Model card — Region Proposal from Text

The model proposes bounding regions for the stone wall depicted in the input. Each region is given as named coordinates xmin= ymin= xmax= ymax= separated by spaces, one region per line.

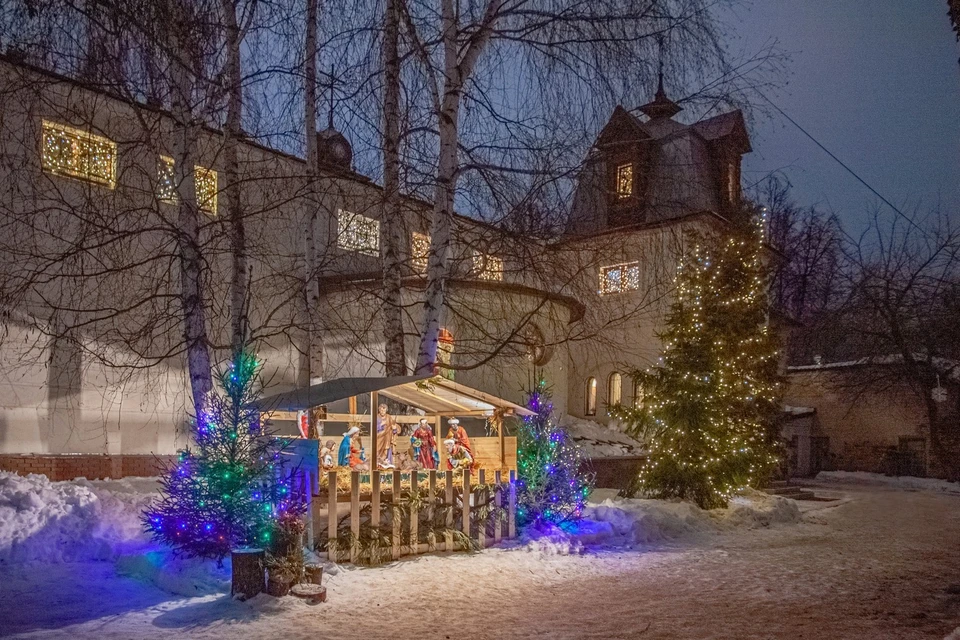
xmin=0 ymin=454 xmax=175 ymax=481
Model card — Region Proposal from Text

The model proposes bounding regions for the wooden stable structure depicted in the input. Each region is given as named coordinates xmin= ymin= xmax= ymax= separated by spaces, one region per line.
xmin=258 ymin=375 xmax=532 ymax=561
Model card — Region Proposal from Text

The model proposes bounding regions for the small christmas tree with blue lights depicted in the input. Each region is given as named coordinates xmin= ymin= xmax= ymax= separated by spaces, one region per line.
xmin=144 ymin=351 xmax=297 ymax=562
xmin=516 ymin=376 xmax=593 ymax=529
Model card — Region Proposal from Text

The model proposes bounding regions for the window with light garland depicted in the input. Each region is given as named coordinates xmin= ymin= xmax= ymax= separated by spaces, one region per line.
xmin=473 ymin=251 xmax=503 ymax=281
xmin=599 ymin=261 xmax=640 ymax=295
xmin=157 ymin=156 xmax=218 ymax=215
xmin=337 ymin=209 xmax=380 ymax=256
xmin=411 ymin=231 xmax=430 ymax=272
xmin=41 ymin=121 xmax=117 ymax=188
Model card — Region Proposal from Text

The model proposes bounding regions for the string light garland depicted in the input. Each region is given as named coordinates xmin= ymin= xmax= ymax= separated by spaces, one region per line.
xmin=613 ymin=211 xmax=781 ymax=509
xmin=41 ymin=121 xmax=117 ymax=188
xmin=337 ymin=209 xmax=380 ymax=256
xmin=143 ymin=351 xmax=302 ymax=562
xmin=599 ymin=261 xmax=640 ymax=295
xmin=157 ymin=156 xmax=219 ymax=215
xmin=473 ymin=251 xmax=504 ymax=281
xmin=516 ymin=376 xmax=594 ymax=528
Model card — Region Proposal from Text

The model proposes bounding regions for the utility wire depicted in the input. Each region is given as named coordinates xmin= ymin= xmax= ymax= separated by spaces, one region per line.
xmin=758 ymin=92 xmax=922 ymax=231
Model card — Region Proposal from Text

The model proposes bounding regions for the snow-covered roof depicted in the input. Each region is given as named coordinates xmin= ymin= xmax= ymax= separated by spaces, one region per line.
xmin=788 ymin=354 xmax=960 ymax=382
xmin=559 ymin=415 xmax=645 ymax=458
xmin=782 ymin=405 xmax=816 ymax=418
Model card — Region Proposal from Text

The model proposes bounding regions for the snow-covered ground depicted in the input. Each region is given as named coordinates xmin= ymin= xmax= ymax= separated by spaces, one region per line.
xmin=1 ymin=472 xmax=959 ymax=639
xmin=813 ymin=470 xmax=960 ymax=495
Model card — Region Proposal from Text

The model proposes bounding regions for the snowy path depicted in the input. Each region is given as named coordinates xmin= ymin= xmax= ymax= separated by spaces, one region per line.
xmin=2 ymin=482 xmax=959 ymax=639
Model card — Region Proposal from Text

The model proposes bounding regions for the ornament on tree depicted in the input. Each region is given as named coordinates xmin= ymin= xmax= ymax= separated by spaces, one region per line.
xmin=516 ymin=377 xmax=593 ymax=529
xmin=615 ymin=212 xmax=781 ymax=509
xmin=143 ymin=351 xmax=301 ymax=562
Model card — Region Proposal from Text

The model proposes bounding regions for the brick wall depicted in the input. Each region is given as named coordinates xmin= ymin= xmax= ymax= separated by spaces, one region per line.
xmin=0 ymin=454 xmax=176 ymax=481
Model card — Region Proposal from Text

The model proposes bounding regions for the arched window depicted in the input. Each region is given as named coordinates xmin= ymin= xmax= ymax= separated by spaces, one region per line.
xmin=585 ymin=377 xmax=597 ymax=416
xmin=633 ymin=380 xmax=645 ymax=408
xmin=607 ymin=373 xmax=622 ymax=406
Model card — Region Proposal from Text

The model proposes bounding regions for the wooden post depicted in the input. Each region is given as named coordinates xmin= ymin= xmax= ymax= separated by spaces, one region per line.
xmin=508 ymin=469 xmax=517 ymax=539
xmin=494 ymin=470 xmax=503 ymax=544
xmin=370 ymin=391 xmax=379 ymax=470
xmin=392 ymin=469 xmax=402 ymax=559
xmin=498 ymin=416 xmax=505 ymax=470
xmin=304 ymin=469 xmax=315 ymax=549
xmin=327 ymin=470 xmax=338 ymax=561
xmin=477 ymin=469 xmax=486 ymax=549
xmin=231 ymin=548 xmax=265 ymax=599
xmin=410 ymin=472 xmax=420 ymax=554
xmin=462 ymin=469 xmax=471 ymax=541
xmin=434 ymin=414 xmax=444 ymax=469
xmin=428 ymin=469 xmax=438 ymax=549
xmin=444 ymin=469 xmax=454 ymax=551
xmin=350 ymin=471 xmax=360 ymax=563
xmin=371 ymin=468 xmax=381 ymax=533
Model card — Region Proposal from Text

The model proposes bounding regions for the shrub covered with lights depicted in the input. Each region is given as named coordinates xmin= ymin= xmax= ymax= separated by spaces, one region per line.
xmin=516 ymin=376 xmax=593 ymax=528
xmin=616 ymin=213 xmax=781 ymax=509
xmin=144 ymin=351 xmax=298 ymax=562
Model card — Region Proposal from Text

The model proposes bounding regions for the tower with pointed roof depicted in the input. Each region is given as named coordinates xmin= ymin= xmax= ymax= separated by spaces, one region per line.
xmin=566 ymin=76 xmax=751 ymax=236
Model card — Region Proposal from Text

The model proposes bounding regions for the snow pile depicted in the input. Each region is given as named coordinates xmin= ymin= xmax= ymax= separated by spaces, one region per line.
xmin=116 ymin=550 xmax=230 ymax=597
xmin=946 ymin=628 xmax=960 ymax=640
xmin=522 ymin=489 xmax=801 ymax=552
xmin=559 ymin=415 xmax=645 ymax=458
xmin=0 ymin=472 xmax=157 ymax=563
xmin=816 ymin=471 xmax=960 ymax=495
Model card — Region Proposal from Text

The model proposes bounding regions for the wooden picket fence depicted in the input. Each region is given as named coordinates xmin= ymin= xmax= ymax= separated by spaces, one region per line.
xmin=315 ymin=468 xmax=517 ymax=565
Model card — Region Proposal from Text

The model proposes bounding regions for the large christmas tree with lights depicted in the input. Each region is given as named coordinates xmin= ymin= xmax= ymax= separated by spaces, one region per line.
xmin=516 ymin=376 xmax=593 ymax=528
xmin=144 ymin=351 xmax=297 ymax=561
xmin=622 ymin=214 xmax=781 ymax=509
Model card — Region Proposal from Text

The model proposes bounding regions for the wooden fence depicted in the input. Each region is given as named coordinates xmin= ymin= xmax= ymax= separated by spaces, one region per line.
xmin=311 ymin=468 xmax=517 ymax=565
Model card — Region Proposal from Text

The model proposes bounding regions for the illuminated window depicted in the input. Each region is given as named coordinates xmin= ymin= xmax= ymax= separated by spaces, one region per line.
xmin=41 ymin=121 xmax=117 ymax=188
xmin=633 ymin=380 xmax=644 ymax=408
xmin=599 ymin=261 xmax=640 ymax=295
xmin=411 ymin=232 xmax=431 ymax=273
xmin=585 ymin=377 xmax=597 ymax=416
xmin=337 ymin=209 xmax=380 ymax=256
xmin=437 ymin=328 xmax=455 ymax=381
xmin=473 ymin=252 xmax=504 ymax=281
xmin=608 ymin=372 xmax=622 ymax=406
xmin=157 ymin=156 xmax=218 ymax=215
xmin=616 ymin=163 xmax=633 ymax=200
xmin=195 ymin=166 xmax=218 ymax=214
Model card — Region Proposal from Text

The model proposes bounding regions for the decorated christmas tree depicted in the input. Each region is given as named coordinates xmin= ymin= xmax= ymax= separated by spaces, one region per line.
xmin=516 ymin=376 xmax=593 ymax=528
xmin=618 ymin=213 xmax=781 ymax=509
xmin=144 ymin=351 xmax=298 ymax=561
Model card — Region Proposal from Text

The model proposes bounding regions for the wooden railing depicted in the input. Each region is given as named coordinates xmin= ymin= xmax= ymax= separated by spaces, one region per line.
xmin=316 ymin=468 xmax=517 ymax=565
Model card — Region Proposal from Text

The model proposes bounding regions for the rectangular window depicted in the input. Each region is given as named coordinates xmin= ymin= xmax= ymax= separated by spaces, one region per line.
xmin=157 ymin=156 xmax=218 ymax=215
xmin=41 ymin=120 xmax=117 ymax=188
xmin=411 ymin=232 xmax=431 ymax=273
xmin=473 ymin=252 xmax=504 ymax=281
xmin=337 ymin=209 xmax=380 ymax=256
xmin=616 ymin=163 xmax=633 ymax=200
xmin=599 ymin=261 xmax=640 ymax=295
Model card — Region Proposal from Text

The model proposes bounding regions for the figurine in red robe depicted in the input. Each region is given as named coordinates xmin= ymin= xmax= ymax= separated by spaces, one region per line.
xmin=412 ymin=418 xmax=438 ymax=469
xmin=446 ymin=417 xmax=472 ymax=455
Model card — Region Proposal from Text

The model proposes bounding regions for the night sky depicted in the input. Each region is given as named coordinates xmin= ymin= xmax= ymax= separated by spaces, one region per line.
xmin=730 ymin=1 xmax=960 ymax=230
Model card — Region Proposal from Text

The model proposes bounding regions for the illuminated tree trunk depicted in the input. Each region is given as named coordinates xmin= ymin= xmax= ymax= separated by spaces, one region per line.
xmin=382 ymin=0 xmax=406 ymax=376
xmin=303 ymin=0 xmax=324 ymax=385
xmin=170 ymin=35 xmax=212 ymax=414
xmin=222 ymin=0 xmax=248 ymax=354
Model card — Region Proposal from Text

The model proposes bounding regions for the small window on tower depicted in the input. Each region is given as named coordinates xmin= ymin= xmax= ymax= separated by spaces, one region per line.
xmin=727 ymin=161 xmax=738 ymax=203
xmin=411 ymin=232 xmax=431 ymax=273
xmin=616 ymin=163 xmax=634 ymax=200
xmin=599 ymin=261 xmax=640 ymax=295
